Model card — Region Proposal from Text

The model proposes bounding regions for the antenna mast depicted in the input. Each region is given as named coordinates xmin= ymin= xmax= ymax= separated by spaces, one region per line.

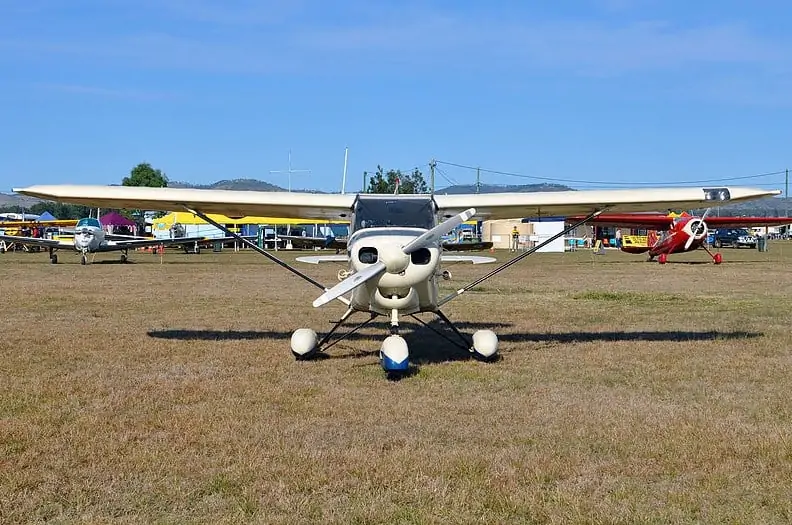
xmin=341 ymin=147 xmax=349 ymax=194
xmin=270 ymin=149 xmax=311 ymax=192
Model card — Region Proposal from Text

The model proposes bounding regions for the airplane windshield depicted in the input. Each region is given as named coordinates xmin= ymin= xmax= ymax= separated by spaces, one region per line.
xmin=76 ymin=218 xmax=101 ymax=228
xmin=352 ymin=196 xmax=436 ymax=231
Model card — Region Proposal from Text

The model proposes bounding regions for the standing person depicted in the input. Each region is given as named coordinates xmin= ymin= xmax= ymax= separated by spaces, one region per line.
xmin=510 ymin=225 xmax=520 ymax=252
xmin=615 ymin=228 xmax=622 ymax=248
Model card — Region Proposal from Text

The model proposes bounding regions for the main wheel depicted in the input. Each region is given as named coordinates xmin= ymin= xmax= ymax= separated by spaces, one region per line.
xmin=120 ymin=253 xmax=127 ymax=263
xmin=472 ymin=330 xmax=499 ymax=361
xmin=81 ymin=255 xmax=87 ymax=265
xmin=714 ymin=239 xmax=722 ymax=248
xmin=713 ymin=253 xmax=723 ymax=264
xmin=291 ymin=328 xmax=319 ymax=360
xmin=658 ymin=253 xmax=668 ymax=264
xmin=50 ymin=254 xmax=58 ymax=264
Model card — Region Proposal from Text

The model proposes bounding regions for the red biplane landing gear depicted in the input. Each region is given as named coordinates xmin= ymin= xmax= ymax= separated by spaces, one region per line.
xmin=702 ymin=245 xmax=722 ymax=264
xmin=658 ymin=253 xmax=668 ymax=264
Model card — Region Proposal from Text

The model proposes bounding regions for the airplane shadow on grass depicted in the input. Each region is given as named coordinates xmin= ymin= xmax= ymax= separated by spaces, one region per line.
xmin=147 ymin=322 xmax=762 ymax=367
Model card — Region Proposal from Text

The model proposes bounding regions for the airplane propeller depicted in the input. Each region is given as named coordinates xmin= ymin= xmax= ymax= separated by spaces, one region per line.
xmin=312 ymin=208 xmax=477 ymax=307
xmin=684 ymin=207 xmax=711 ymax=251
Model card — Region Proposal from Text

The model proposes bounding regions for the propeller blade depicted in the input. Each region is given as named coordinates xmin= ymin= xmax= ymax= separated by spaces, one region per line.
xmin=312 ymin=261 xmax=386 ymax=308
xmin=684 ymin=208 xmax=711 ymax=251
xmin=402 ymin=208 xmax=476 ymax=254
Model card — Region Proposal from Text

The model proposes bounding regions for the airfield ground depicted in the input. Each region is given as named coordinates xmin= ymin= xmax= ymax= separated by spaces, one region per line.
xmin=1 ymin=245 xmax=791 ymax=523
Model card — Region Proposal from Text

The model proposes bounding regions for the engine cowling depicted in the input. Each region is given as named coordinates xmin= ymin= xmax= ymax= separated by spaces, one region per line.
xmin=685 ymin=218 xmax=708 ymax=241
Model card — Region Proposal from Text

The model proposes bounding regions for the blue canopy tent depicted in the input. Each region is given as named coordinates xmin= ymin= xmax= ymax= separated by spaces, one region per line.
xmin=38 ymin=211 xmax=56 ymax=221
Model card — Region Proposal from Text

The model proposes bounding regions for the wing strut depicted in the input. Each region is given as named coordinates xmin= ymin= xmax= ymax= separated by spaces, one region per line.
xmin=437 ymin=208 xmax=607 ymax=307
xmin=184 ymin=207 xmax=350 ymax=306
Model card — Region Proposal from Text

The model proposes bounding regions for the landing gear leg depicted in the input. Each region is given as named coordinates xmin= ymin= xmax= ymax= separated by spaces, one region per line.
xmin=409 ymin=310 xmax=499 ymax=362
xmin=381 ymin=307 xmax=409 ymax=376
xmin=290 ymin=308 xmax=378 ymax=360
xmin=701 ymin=245 xmax=722 ymax=264
xmin=120 ymin=249 xmax=128 ymax=263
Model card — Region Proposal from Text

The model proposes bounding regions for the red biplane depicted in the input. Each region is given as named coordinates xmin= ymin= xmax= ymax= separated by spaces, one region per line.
xmin=570 ymin=211 xmax=792 ymax=264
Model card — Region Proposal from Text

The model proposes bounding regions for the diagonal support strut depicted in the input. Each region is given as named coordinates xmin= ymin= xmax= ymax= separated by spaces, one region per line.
xmin=438 ymin=208 xmax=607 ymax=307
xmin=185 ymin=206 xmax=350 ymax=305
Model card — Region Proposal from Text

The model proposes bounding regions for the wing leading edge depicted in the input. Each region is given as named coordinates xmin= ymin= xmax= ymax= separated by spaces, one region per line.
xmin=15 ymin=185 xmax=357 ymax=220
xmin=434 ymin=187 xmax=780 ymax=220
xmin=14 ymin=185 xmax=780 ymax=222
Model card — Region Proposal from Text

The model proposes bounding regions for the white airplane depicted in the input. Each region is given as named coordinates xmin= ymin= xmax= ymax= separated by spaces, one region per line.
xmin=14 ymin=184 xmax=779 ymax=376
xmin=0 ymin=216 xmax=204 ymax=264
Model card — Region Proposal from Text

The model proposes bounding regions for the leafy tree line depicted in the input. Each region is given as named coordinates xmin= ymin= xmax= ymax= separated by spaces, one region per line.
xmin=365 ymin=166 xmax=428 ymax=194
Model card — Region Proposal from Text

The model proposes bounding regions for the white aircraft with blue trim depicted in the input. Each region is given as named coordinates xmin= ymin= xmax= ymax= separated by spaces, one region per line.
xmin=13 ymin=184 xmax=779 ymax=377
xmin=0 ymin=216 xmax=203 ymax=265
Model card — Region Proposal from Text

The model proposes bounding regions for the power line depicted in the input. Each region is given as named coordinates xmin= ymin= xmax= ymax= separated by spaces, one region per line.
xmin=435 ymin=160 xmax=787 ymax=187
xmin=435 ymin=167 xmax=459 ymax=187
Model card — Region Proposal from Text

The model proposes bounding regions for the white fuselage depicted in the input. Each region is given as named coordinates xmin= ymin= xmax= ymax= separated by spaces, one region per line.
xmin=73 ymin=226 xmax=106 ymax=253
xmin=347 ymin=228 xmax=441 ymax=316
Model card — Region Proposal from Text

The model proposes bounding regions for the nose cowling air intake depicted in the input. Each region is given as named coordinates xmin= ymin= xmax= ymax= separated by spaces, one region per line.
xmin=312 ymin=208 xmax=477 ymax=308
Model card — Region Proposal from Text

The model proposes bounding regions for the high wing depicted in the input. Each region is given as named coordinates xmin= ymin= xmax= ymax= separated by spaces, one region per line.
xmin=97 ymin=236 xmax=205 ymax=252
xmin=697 ymin=217 xmax=792 ymax=229
xmin=433 ymin=187 xmax=780 ymax=220
xmin=0 ymin=219 xmax=77 ymax=228
xmin=0 ymin=234 xmax=70 ymax=249
xmin=14 ymin=185 xmax=780 ymax=221
xmin=566 ymin=213 xmax=676 ymax=230
xmin=277 ymin=235 xmax=347 ymax=250
xmin=15 ymin=185 xmax=356 ymax=220
xmin=565 ymin=213 xmax=792 ymax=231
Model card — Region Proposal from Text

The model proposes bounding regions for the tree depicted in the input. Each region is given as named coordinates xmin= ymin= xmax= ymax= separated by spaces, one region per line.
xmin=123 ymin=163 xmax=168 ymax=188
xmin=365 ymin=166 xmax=428 ymax=194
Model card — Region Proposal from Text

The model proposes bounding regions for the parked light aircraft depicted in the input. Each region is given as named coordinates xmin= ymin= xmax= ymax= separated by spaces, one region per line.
xmin=14 ymin=184 xmax=779 ymax=376
xmin=0 ymin=217 xmax=204 ymax=264
xmin=571 ymin=211 xmax=792 ymax=264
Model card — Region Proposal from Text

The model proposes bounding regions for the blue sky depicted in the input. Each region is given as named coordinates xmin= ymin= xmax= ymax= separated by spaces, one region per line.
xmin=1 ymin=0 xmax=791 ymax=193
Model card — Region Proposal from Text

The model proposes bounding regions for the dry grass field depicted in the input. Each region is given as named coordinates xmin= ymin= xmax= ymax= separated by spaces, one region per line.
xmin=1 ymin=244 xmax=791 ymax=524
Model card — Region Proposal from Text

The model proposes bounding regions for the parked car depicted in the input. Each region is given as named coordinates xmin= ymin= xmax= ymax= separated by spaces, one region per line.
xmin=711 ymin=228 xmax=757 ymax=248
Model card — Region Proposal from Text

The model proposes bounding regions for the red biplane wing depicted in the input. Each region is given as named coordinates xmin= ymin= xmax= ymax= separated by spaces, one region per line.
xmin=698 ymin=217 xmax=792 ymax=229
xmin=566 ymin=213 xmax=676 ymax=230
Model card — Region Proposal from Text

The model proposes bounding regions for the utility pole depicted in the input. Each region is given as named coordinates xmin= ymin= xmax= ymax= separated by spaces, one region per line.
xmin=786 ymin=168 xmax=789 ymax=217
xmin=269 ymin=149 xmax=311 ymax=192
xmin=476 ymin=167 xmax=481 ymax=194
xmin=363 ymin=171 xmax=368 ymax=193
xmin=429 ymin=159 xmax=436 ymax=195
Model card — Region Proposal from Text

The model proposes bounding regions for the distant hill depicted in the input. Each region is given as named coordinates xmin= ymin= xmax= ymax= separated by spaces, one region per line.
xmin=436 ymin=183 xmax=573 ymax=194
xmin=691 ymin=196 xmax=791 ymax=218
xmin=169 ymin=178 xmax=287 ymax=192
xmin=0 ymin=192 xmax=42 ymax=208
